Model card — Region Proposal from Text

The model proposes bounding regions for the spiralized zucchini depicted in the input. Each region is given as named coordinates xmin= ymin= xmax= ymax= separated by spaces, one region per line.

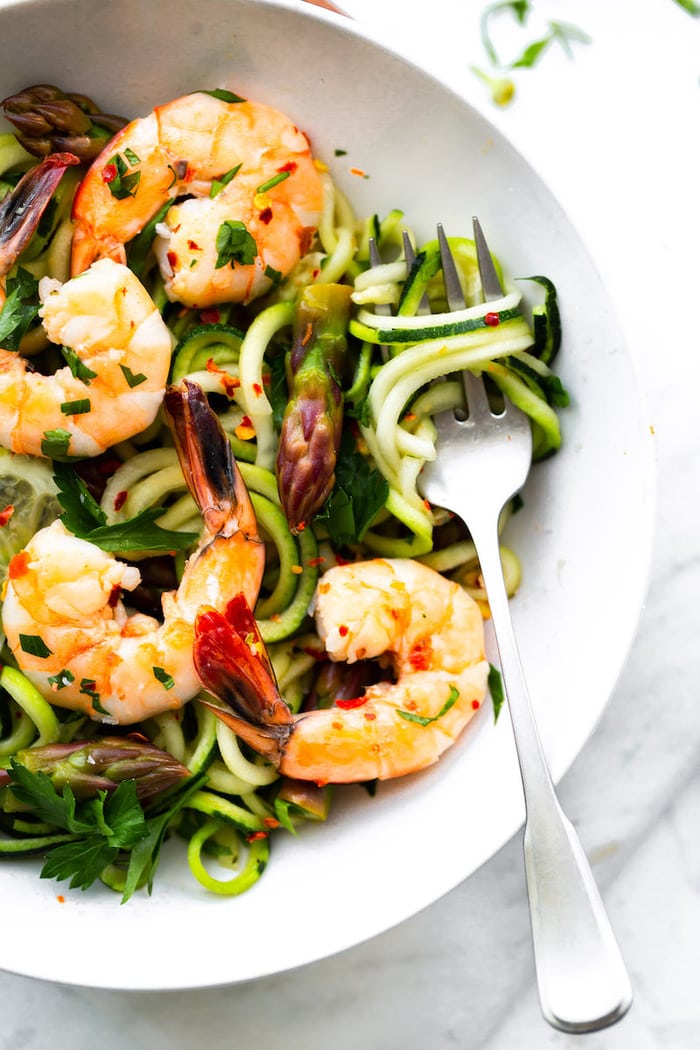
xmin=0 ymin=126 xmax=567 ymax=899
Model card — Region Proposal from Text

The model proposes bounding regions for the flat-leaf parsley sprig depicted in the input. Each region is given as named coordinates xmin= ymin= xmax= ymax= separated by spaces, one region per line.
xmin=53 ymin=461 xmax=197 ymax=553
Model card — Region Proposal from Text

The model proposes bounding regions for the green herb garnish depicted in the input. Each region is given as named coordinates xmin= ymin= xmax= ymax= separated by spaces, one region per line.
xmin=215 ymin=220 xmax=258 ymax=269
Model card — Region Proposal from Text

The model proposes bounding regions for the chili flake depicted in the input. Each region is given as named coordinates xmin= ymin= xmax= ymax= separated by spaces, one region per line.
xmin=8 ymin=551 xmax=30 ymax=579
xmin=0 ymin=504 xmax=14 ymax=526
xmin=102 ymin=163 xmax=117 ymax=183
xmin=338 ymin=624 xmax=349 ymax=637
xmin=113 ymin=490 xmax=128 ymax=512
xmin=471 ymin=699 xmax=481 ymax=710
xmin=335 ymin=696 xmax=368 ymax=710
xmin=246 ymin=831 xmax=268 ymax=842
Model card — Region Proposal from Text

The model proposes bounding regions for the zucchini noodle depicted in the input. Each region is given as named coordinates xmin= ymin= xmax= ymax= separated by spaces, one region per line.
xmin=0 ymin=95 xmax=567 ymax=901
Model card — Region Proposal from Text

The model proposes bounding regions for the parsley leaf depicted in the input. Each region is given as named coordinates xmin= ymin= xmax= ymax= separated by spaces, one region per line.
xmin=105 ymin=152 xmax=141 ymax=200
xmin=0 ymin=268 xmax=40 ymax=350
xmin=204 ymin=88 xmax=246 ymax=103
xmin=398 ymin=685 xmax=460 ymax=726
xmin=7 ymin=762 xmax=150 ymax=893
xmin=215 ymin=220 xmax=258 ymax=269
xmin=53 ymin=462 xmax=197 ymax=554
xmin=316 ymin=431 xmax=387 ymax=546
xmin=488 ymin=664 xmax=505 ymax=723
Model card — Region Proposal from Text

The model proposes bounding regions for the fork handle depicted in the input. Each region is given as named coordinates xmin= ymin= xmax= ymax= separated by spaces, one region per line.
xmin=472 ymin=519 xmax=633 ymax=1033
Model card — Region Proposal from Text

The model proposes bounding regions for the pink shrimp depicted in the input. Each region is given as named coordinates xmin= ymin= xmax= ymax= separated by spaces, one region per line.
xmin=70 ymin=90 xmax=325 ymax=308
xmin=193 ymin=558 xmax=489 ymax=783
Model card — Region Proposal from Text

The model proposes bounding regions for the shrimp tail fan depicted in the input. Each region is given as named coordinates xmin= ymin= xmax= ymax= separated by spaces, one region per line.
xmin=194 ymin=594 xmax=293 ymax=765
xmin=164 ymin=378 xmax=250 ymax=538
xmin=0 ymin=152 xmax=80 ymax=277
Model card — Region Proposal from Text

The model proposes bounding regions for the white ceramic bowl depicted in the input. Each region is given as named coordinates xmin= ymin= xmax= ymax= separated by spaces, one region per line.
xmin=0 ymin=0 xmax=654 ymax=990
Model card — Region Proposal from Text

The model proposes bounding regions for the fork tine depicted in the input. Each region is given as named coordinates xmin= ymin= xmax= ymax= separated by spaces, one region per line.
xmin=437 ymin=223 xmax=466 ymax=311
xmin=472 ymin=216 xmax=504 ymax=302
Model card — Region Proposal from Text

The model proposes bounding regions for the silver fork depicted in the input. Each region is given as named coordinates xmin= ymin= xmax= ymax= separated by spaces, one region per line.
xmin=416 ymin=220 xmax=633 ymax=1033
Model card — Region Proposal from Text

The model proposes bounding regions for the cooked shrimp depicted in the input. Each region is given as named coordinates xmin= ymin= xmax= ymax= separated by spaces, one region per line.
xmin=194 ymin=559 xmax=489 ymax=783
xmin=71 ymin=90 xmax=325 ymax=308
xmin=1 ymin=380 xmax=265 ymax=724
xmin=0 ymin=257 xmax=173 ymax=458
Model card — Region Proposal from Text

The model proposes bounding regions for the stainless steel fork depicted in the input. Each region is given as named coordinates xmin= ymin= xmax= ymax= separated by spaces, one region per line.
xmin=416 ymin=220 xmax=633 ymax=1033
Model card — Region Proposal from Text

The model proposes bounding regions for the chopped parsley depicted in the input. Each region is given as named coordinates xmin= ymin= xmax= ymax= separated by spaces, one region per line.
xmin=204 ymin=88 xmax=246 ymax=103
xmin=488 ymin=664 xmax=505 ymax=723
xmin=19 ymin=634 xmax=53 ymax=659
xmin=120 ymin=364 xmax=147 ymax=388
xmin=104 ymin=151 xmax=142 ymax=200
xmin=60 ymin=398 xmax=91 ymax=416
xmin=215 ymin=220 xmax=258 ymax=269
xmin=210 ymin=163 xmax=242 ymax=199
xmin=61 ymin=345 xmax=97 ymax=384
xmin=40 ymin=428 xmax=71 ymax=459
xmin=398 ymin=685 xmax=460 ymax=726
xmin=0 ymin=268 xmax=40 ymax=350
xmin=256 ymin=171 xmax=291 ymax=194
xmin=152 ymin=667 xmax=175 ymax=690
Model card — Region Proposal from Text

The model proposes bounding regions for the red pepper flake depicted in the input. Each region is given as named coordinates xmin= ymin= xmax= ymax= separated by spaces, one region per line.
xmin=423 ymin=499 xmax=432 ymax=511
xmin=278 ymin=161 xmax=297 ymax=174
xmin=364 ymin=711 xmax=377 ymax=721
xmin=350 ymin=167 xmax=366 ymax=177
xmin=296 ymin=520 xmax=307 ymax=532
xmin=113 ymin=490 xmax=128 ymax=512
xmin=471 ymin=699 xmax=481 ymax=710
xmin=252 ymin=382 xmax=263 ymax=396
xmin=484 ymin=311 xmax=500 ymax=327
xmin=0 ymin=504 xmax=14 ymax=526
xmin=335 ymin=695 xmax=368 ymax=710
xmin=338 ymin=624 xmax=349 ymax=637
xmin=102 ymin=163 xmax=117 ymax=184
xmin=307 ymin=556 xmax=325 ymax=567
xmin=409 ymin=639 xmax=432 ymax=672
xmin=200 ymin=307 xmax=220 ymax=324
xmin=8 ymin=551 xmax=30 ymax=580
xmin=312 ymin=269 xmax=320 ymax=279
xmin=334 ymin=553 xmax=351 ymax=566
xmin=263 ymin=817 xmax=281 ymax=829
xmin=246 ymin=831 xmax=268 ymax=842
xmin=331 ymin=720 xmax=343 ymax=731
xmin=188 ymin=239 xmax=200 ymax=251
xmin=235 ymin=415 xmax=256 ymax=440
xmin=302 ymin=646 xmax=325 ymax=661
xmin=259 ymin=207 xmax=273 ymax=224
xmin=404 ymin=411 xmax=417 ymax=422
xmin=56 ymin=895 xmax=65 ymax=904
xmin=108 ymin=585 xmax=121 ymax=608
xmin=167 ymin=250 xmax=178 ymax=270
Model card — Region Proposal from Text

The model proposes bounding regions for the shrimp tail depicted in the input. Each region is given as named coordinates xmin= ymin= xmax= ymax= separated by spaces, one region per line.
xmin=164 ymin=378 xmax=256 ymax=539
xmin=195 ymin=595 xmax=293 ymax=765
xmin=0 ymin=152 xmax=80 ymax=278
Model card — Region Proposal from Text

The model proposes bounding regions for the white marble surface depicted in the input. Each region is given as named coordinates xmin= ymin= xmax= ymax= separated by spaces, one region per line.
xmin=2 ymin=0 xmax=699 ymax=1046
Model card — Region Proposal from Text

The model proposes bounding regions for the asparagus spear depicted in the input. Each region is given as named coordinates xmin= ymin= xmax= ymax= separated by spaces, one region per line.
xmin=276 ymin=282 xmax=352 ymax=532
xmin=0 ymin=736 xmax=190 ymax=802
xmin=1 ymin=84 xmax=127 ymax=163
